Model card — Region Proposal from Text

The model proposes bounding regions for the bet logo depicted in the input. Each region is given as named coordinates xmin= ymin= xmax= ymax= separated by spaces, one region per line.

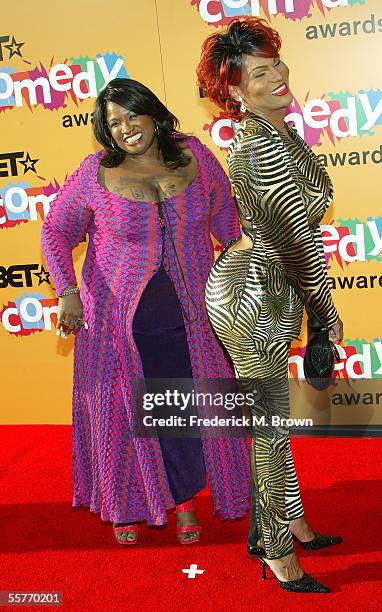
xmin=0 ymin=152 xmax=39 ymax=177
xmin=0 ymin=35 xmax=24 ymax=61
xmin=0 ymin=264 xmax=51 ymax=289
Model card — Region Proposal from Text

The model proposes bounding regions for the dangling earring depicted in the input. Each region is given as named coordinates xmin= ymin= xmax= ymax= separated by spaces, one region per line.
xmin=238 ymin=96 xmax=247 ymax=113
xmin=154 ymin=121 xmax=160 ymax=137
xmin=111 ymin=140 xmax=120 ymax=152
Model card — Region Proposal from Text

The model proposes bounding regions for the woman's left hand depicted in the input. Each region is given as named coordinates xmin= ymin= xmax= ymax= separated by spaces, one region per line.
xmin=57 ymin=293 xmax=87 ymax=338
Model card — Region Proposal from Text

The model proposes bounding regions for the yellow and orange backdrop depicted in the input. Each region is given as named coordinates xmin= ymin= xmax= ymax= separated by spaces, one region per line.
xmin=1 ymin=0 xmax=381 ymax=426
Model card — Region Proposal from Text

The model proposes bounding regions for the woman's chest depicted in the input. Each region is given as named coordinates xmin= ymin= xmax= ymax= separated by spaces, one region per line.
xmin=88 ymin=181 xmax=208 ymax=240
xmin=281 ymin=139 xmax=332 ymax=223
xmin=98 ymin=158 xmax=198 ymax=203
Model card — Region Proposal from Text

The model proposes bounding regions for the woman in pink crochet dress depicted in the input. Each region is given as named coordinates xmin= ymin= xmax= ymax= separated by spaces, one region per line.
xmin=41 ymin=78 xmax=250 ymax=545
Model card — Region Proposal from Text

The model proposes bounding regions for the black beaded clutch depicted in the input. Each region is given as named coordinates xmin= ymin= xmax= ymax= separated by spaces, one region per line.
xmin=303 ymin=307 xmax=340 ymax=391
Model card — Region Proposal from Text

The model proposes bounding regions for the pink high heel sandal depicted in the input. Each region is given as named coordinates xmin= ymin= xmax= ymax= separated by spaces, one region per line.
xmin=174 ymin=500 xmax=201 ymax=545
xmin=113 ymin=523 xmax=139 ymax=546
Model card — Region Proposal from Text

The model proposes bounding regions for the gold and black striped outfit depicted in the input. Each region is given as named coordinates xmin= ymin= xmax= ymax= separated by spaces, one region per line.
xmin=205 ymin=114 xmax=338 ymax=559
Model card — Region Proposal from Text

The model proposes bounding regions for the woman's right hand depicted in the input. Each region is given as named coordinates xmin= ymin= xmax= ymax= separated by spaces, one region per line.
xmin=57 ymin=293 xmax=85 ymax=338
xmin=329 ymin=318 xmax=343 ymax=344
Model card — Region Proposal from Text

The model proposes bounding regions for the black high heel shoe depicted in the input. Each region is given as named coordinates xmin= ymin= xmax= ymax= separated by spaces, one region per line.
xmin=247 ymin=544 xmax=266 ymax=557
xmin=293 ymin=532 xmax=343 ymax=551
xmin=255 ymin=555 xmax=331 ymax=593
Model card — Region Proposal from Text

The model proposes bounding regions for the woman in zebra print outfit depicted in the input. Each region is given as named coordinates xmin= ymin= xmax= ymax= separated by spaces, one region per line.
xmin=197 ymin=18 xmax=343 ymax=593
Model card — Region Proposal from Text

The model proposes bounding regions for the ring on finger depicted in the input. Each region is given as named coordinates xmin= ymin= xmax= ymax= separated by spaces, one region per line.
xmin=76 ymin=318 xmax=88 ymax=329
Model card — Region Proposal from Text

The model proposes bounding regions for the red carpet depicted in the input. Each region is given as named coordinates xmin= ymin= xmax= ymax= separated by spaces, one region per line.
xmin=1 ymin=426 xmax=381 ymax=611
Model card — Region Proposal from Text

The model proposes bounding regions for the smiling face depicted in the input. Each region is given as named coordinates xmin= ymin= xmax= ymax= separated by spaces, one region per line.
xmin=229 ymin=54 xmax=293 ymax=115
xmin=105 ymin=101 xmax=157 ymax=156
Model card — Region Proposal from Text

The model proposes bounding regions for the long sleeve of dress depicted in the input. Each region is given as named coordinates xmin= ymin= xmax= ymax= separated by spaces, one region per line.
xmin=230 ymin=133 xmax=338 ymax=328
xmin=203 ymin=145 xmax=240 ymax=246
xmin=41 ymin=155 xmax=93 ymax=295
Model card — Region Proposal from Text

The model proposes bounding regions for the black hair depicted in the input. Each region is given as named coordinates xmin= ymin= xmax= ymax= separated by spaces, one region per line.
xmin=93 ymin=78 xmax=190 ymax=169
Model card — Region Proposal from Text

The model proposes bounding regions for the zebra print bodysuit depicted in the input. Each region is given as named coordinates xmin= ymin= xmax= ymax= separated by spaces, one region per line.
xmin=205 ymin=113 xmax=338 ymax=559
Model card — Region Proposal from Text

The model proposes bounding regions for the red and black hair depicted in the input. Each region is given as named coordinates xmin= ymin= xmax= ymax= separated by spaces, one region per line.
xmin=197 ymin=17 xmax=282 ymax=119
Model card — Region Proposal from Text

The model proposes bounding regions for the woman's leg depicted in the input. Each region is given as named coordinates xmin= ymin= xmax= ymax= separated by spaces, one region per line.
xmin=284 ymin=441 xmax=304 ymax=522
xmin=205 ymin=249 xmax=300 ymax=556
xmin=205 ymin=250 xmax=334 ymax=584
xmin=233 ymin=341 xmax=302 ymax=560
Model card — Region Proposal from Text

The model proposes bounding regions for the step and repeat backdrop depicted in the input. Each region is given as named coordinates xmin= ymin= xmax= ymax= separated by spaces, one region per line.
xmin=1 ymin=0 xmax=381 ymax=426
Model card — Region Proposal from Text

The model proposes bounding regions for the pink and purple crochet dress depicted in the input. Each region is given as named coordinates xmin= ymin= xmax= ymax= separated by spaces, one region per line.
xmin=41 ymin=136 xmax=250 ymax=525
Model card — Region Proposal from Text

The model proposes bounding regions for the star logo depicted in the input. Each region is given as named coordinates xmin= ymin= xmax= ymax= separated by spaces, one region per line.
xmin=33 ymin=265 xmax=51 ymax=286
xmin=19 ymin=152 xmax=39 ymax=174
xmin=4 ymin=36 xmax=24 ymax=59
